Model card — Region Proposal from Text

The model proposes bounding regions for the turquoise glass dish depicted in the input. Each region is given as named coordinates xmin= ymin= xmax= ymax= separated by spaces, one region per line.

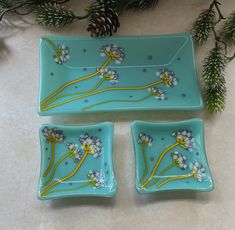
xmin=38 ymin=122 xmax=116 ymax=200
xmin=131 ymin=119 xmax=213 ymax=194
xmin=38 ymin=33 xmax=203 ymax=116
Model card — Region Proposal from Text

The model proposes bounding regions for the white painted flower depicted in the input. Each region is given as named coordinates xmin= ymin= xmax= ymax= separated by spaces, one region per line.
xmin=171 ymin=151 xmax=187 ymax=170
xmin=87 ymin=170 xmax=105 ymax=188
xmin=66 ymin=143 xmax=83 ymax=163
xmin=79 ymin=133 xmax=102 ymax=158
xmin=148 ymin=87 xmax=166 ymax=100
xmin=100 ymin=44 xmax=125 ymax=64
xmin=189 ymin=162 xmax=207 ymax=182
xmin=138 ymin=132 xmax=153 ymax=146
xmin=172 ymin=129 xmax=194 ymax=151
xmin=54 ymin=44 xmax=70 ymax=64
xmin=42 ymin=127 xmax=65 ymax=143
xmin=98 ymin=68 xmax=119 ymax=84
xmin=156 ymin=69 xmax=178 ymax=87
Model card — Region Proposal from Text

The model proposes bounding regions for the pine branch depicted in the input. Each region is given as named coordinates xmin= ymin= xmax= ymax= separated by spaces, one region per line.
xmin=0 ymin=0 xmax=70 ymax=21
xmin=34 ymin=2 xmax=87 ymax=28
xmin=192 ymin=7 xmax=216 ymax=44
xmin=203 ymin=45 xmax=226 ymax=112
xmin=220 ymin=11 xmax=235 ymax=45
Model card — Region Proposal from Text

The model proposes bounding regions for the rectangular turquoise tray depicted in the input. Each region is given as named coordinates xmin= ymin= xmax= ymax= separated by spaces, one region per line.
xmin=38 ymin=33 xmax=203 ymax=115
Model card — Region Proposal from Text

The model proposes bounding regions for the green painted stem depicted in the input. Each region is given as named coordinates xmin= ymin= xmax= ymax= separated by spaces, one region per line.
xmin=45 ymin=181 xmax=90 ymax=196
xmin=140 ymin=144 xmax=149 ymax=184
xmin=157 ymin=173 xmax=194 ymax=188
xmin=43 ymin=37 xmax=58 ymax=51
xmin=42 ymin=151 xmax=71 ymax=188
xmin=40 ymin=151 xmax=88 ymax=196
xmin=40 ymin=57 xmax=112 ymax=107
xmin=146 ymin=163 xmax=175 ymax=188
xmin=141 ymin=143 xmax=179 ymax=188
xmin=82 ymin=94 xmax=152 ymax=111
xmin=43 ymin=78 xmax=106 ymax=108
xmin=43 ymin=142 xmax=55 ymax=177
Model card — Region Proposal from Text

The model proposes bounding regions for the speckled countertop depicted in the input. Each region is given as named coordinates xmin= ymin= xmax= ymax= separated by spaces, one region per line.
xmin=0 ymin=0 xmax=235 ymax=229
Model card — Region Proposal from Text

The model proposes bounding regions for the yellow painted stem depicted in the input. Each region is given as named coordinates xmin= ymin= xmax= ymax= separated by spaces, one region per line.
xmin=43 ymin=142 xmax=55 ymax=177
xmin=42 ymin=80 xmax=164 ymax=111
xmin=45 ymin=181 xmax=90 ymax=196
xmin=146 ymin=163 xmax=175 ymax=188
xmin=42 ymin=151 xmax=71 ymax=188
xmin=40 ymin=58 xmax=112 ymax=106
xmin=157 ymin=173 xmax=194 ymax=188
xmin=140 ymin=145 xmax=148 ymax=184
xmin=42 ymin=78 xmax=106 ymax=108
xmin=141 ymin=142 xmax=179 ymax=188
xmin=82 ymin=94 xmax=152 ymax=111
xmin=40 ymin=151 xmax=88 ymax=196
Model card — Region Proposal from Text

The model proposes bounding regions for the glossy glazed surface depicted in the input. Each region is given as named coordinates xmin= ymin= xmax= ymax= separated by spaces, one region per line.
xmin=38 ymin=122 xmax=116 ymax=200
xmin=38 ymin=33 xmax=203 ymax=115
xmin=131 ymin=119 xmax=213 ymax=193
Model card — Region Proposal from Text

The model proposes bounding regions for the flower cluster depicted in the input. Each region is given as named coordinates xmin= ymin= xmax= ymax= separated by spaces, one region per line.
xmin=171 ymin=151 xmax=187 ymax=170
xmin=100 ymin=44 xmax=125 ymax=64
xmin=172 ymin=129 xmax=194 ymax=151
xmin=54 ymin=44 xmax=70 ymax=64
xmin=138 ymin=133 xmax=153 ymax=146
xmin=87 ymin=170 xmax=105 ymax=188
xmin=156 ymin=69 xmax=178 ymax=88
xmin=67 ymin=143 xmax=83 ymax=163
xmin=79 ymin=133 xmax=102 ymax=158
xmin=42 ymin=127 xmax=65 ymax=143
xmin=190 ymin=162 xmax=207 ymax=182
xmin=148 ymin=87 xmax=166 ymax=100
xmin=99 ymin=68 xmax=119 ymax=84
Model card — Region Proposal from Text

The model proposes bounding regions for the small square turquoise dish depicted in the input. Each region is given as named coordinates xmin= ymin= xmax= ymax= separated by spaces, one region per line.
xmin=131 ymin=119 xmax=214 ymax=194
xmin=38 ymin=122 xmax=117 ymax=200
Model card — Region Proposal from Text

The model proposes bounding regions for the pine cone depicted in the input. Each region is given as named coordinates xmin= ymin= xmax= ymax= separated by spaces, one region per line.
xmin=126 ymin=0 xmax=159 ymax=10
xmin=87 ymin=0 xmax=120 ymax=37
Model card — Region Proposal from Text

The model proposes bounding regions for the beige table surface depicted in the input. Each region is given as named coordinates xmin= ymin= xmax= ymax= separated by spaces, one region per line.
xmin=1 ymin=0 xmax=235 ymax=229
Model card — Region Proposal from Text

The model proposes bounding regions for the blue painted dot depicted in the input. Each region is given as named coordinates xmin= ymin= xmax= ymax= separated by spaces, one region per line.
xmin=182 ymin=93 xmax=186 ymax=97
xmin=161 ymin=137 xmax=164 ymax=141
xmin=48 ymin=157 xmax=50 ymax=160
xmin=69 ymin=183 xmax=73 ymax=186
xmin=45 ymin=148 xmax=48 ymax=151
xmin=50 ymin=72 xmax=54 ymax=76
xmin=106 ymin=170 xmax=109 ymax=174
xmin=196 ymin=152 xmax=199 ymax=156
xmin=75 ymin=86 xmax=78 ymax=89
xmin=142 ymin=68 xmax=147 ymax=72
xmin=65 ymin=161 xmax=68 ymax=165
xmin=186 ymin=181 xmax=190 ymax=183
xmin=177 ymin=57 xmax=181 ymax=61
xmin=84 ymin=99 xmax=89 ymax=103
xmin=98 ymin=128 xmax=102 ymax=132
xmin=83 ymin=68 xmax=87 ymax=71
xmin=129 ymin=95 xmax=133 ymax=98
xmin=83 ymin=49 xmax=87 ymax=52
xmin=148 ymin=55 xmax=153 ymax=60
xmin=150 ymin=156 xmax=154 ymax=162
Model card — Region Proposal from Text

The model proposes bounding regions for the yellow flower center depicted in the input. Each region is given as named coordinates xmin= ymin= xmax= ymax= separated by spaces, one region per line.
xmin=176 ymin=136 xmax=187 ymax=149
xmin=161 ymin=73 xmax=171 ymax=86
xmin=47 ymin=136 xmax=58 ymax=143
xmin=82 ymin=144 xmax=94 ymax=154
xmin=103 ymin=49 xmax=119 ymax=61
